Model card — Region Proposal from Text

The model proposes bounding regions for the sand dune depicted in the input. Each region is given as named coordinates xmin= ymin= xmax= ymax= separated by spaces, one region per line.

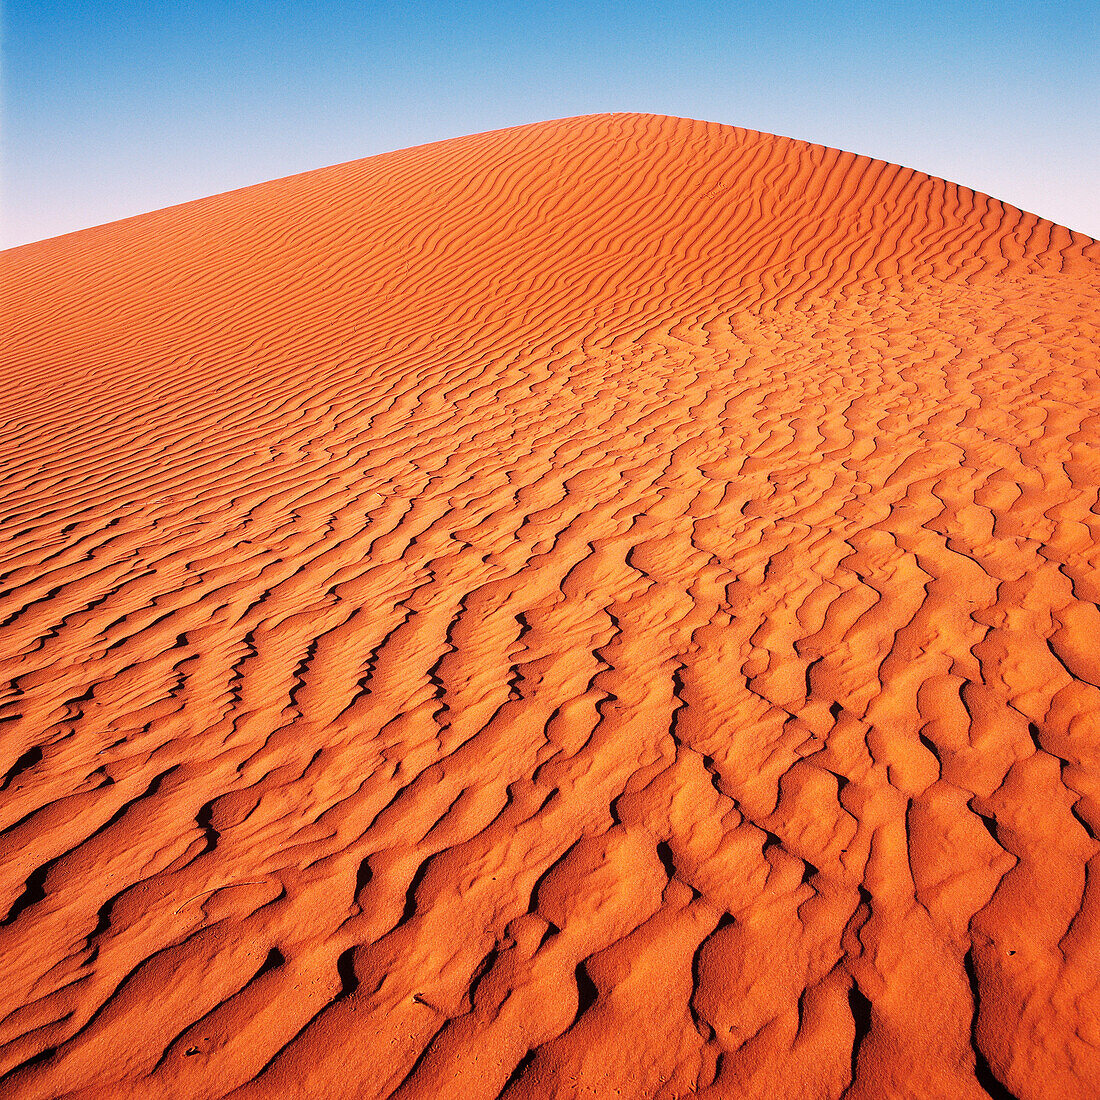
xmin=1 ymin=112 xmax=1098 ymax=1098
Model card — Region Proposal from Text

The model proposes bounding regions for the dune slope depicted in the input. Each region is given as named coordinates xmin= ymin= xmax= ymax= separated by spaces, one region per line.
xmin=1 ymin=112 xmax=1099 ymax=1099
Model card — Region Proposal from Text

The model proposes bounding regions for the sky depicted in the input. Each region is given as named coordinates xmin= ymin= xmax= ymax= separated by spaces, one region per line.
xmin=3 ymin=1 xmax=1098 ymax=248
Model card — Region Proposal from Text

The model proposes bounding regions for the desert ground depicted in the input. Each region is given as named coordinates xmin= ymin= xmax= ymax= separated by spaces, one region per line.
xmin=1 ymin=113 xmax=1098 ymax=1098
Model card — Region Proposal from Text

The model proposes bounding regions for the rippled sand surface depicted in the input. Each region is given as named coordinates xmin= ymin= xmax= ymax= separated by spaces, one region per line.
xmin=2 ymin=113 xmax=1098 ymax=1099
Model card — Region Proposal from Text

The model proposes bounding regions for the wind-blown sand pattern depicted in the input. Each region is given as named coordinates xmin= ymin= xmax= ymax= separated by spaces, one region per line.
xmin=1 ymin=113 xmax=1099 ymax=1099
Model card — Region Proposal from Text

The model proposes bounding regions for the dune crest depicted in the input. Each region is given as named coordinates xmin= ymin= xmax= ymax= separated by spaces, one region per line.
xmin=1 ymin=113 xmax=1098 ymax=1098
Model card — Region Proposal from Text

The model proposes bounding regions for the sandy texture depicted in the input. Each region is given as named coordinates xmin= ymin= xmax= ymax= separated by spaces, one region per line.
xmin=1 ymin=113 xmax=1099 ymax=1099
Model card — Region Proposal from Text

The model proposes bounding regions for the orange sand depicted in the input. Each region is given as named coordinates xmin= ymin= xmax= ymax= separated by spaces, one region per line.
xmin=1 ymin=113 xmax=1098 ymax=1099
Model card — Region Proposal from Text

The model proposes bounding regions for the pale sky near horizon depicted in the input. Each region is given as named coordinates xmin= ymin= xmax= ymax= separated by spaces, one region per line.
xmin=3 ymin=1 xmax=1098 ymax=248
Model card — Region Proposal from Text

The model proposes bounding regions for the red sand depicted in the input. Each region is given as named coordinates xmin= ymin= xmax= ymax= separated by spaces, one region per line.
xmin=1 ymin=113 xmax=1098 ymax=1099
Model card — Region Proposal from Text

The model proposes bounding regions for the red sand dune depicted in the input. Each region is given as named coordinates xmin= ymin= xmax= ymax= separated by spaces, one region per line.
xmin=1 ymin=113 xmax=1099 ymax=1099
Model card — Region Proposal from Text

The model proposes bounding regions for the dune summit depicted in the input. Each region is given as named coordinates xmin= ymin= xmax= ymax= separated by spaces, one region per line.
xmin=1 ymin=112 xmax=1099 ymax=1099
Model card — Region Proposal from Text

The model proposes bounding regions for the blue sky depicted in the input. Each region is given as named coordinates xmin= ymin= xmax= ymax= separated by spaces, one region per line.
xmin=4 ymin=1 xmax=1098 ymax=247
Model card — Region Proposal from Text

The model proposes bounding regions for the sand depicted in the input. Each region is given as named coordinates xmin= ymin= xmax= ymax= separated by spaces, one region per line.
xmin=0 ymin=112 xmax=1098 ymax=1099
